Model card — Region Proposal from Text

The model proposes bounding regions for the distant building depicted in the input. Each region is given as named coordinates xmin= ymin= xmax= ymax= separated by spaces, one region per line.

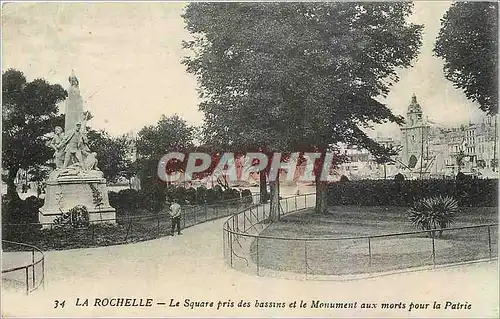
xmin=400 ymin=94 xmax=498 ymax=179
xmin=400 ymin=94 xmax=431 ymax=171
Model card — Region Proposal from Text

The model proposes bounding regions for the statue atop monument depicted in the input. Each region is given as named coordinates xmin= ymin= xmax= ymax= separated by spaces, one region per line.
xmin=65 ymin=70 xmax=84 ymax=133
xmin=69 ymin=71 xmax=79 ymax=88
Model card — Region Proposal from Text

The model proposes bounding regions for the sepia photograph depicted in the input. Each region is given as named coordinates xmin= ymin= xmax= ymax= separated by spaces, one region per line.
xmin=1 ymin=1 xmax=498 ymax=317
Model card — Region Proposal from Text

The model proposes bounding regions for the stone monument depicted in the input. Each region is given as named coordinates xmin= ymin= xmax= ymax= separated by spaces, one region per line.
xmin=39 ymin=72 xmax=116 ymax=227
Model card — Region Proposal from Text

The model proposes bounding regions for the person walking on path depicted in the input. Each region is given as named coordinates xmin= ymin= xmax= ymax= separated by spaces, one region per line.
xmin=170 ymin=199 xmax=182 ymax=236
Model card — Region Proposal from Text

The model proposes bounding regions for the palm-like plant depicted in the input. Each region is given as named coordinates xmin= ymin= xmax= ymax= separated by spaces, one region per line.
xmin=407 ymin=195 xmax=458 ymax=238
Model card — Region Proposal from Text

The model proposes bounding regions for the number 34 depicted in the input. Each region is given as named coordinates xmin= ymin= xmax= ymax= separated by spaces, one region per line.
xmin=54 ymin=300 xmax=66 ymax=308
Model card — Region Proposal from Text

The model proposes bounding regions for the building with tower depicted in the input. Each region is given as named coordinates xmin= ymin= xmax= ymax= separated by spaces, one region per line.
xmin=400 ymin=94 xmax=431 ymax=172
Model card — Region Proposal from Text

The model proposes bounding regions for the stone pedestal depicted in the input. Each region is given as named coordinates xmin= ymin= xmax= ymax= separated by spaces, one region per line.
xmin=39 ymin=172 xmax=116 ymax=228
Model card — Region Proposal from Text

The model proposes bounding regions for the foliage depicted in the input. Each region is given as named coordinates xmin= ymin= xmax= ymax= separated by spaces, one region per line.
xmin=53 ymin=205 xmax=90 ymax=229
xmin=135 ymin=115 xmax=195 ymax=188
xmin=326 ymin=178 xmax=497 ymax=207
xmin=1 ymin=195 xmax=43 ymax=225
xmin=407 ymin=195 xmax=458 ymax=238
xmin=86 ymin=129 xmax=133 ymax=183
xmin=394 ymin=173 xmax=405 ymax=182
xmin=182 ymin=3 xmax=423 ymax=213
xmin=108 ymin=186 xmax=246 ymax=216
xmin=2 ymin=69 xmax=68 ymax=199
xmin=89 ymin=183 xmax=104 ymax=209
xmin=241 ymin=189 xmax=253 ymax=204
xmin=434 ymin=2 xmax=498 ymax=115
xmin=339 ymin=175 xmax=350 ymax=183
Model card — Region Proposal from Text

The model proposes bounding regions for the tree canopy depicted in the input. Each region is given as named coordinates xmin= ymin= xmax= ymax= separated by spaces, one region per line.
xmin=86 ymin=129 xmax=133 ymax=183
xmin=434 ymin=2 xmax=498 ymax=115
xmin=2 ymin=68 xmax=67 ymax=199
xmin=135 ymin=114 xmax=196 ymax=188
xmin=182 ymin=2 xmax=423 ymax=213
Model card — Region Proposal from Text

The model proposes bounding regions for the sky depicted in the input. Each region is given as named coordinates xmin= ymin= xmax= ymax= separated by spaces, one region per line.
xmin=2 ymin=1 xmax=486 ymax=138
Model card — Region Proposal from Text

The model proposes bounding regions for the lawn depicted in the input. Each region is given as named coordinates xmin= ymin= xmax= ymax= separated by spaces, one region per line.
xmin=250 ymin=206 xmax=498 ymax=276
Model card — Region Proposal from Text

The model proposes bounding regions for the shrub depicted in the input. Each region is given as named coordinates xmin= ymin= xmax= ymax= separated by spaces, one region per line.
xmin=241 ymin=189 xmax=253 ymax=204
xmin=339 ymin=175 xmax=349 ymax=182
xmin=2 ymin=195 xmax=43 ymax=225
xmin=184 ymin=187 xmax=197 ymax=204
xmin=394 ymin=173 xmax=405 ymax=182
xmin=196 ymin=185 xmax=208 ymax=204
xmin=326 ymin=178 xmax=497 ymax=207
xmin=223 ymin=188 xmax=240 ymax=201
xmin=407 ymin=195 xmax=458 ymax=238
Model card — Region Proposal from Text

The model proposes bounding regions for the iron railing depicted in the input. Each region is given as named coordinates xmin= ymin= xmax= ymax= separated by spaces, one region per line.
xmin=223 ymin=193 xmax=498 ymax=280
xmin=3 ymin=195 xmax=260 ymax=251
xmin=2 ymin=240 xmax=45 ymax=294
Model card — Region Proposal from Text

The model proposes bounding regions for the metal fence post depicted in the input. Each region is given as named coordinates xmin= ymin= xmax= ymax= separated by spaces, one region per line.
xmin=223 ymin=228 xmax=226 ymax=259
xmin=229 ymin=231 xmax=233 ymax=267
xmin=431 ymin=234 xmax=436 ymax=266
xmin=368 ymin=238 xmax=372 ymax=272
xmin=25 ymin=267 xmax=29 ymax=294
xmin=256 ymin=237 xmax=260 ymax=276
xmin=304 ymin=240 xmax=308 ymax=280
xmin=157 ymin=214 xmax=160 ymax=237
xmin=295 ymin=196 xmax=297 ymax=211
xmin=183 ymin=209 xmax=186 ymax=228
xmin=205 ymin=205 xmax=208 ymax=222
xmin=488 ymin=225 xmax=492 ymax=260
xmin=42 ymin=258 xmax=45 ymax=290
xmin=32 ymin=249 xmax=35 ymax=286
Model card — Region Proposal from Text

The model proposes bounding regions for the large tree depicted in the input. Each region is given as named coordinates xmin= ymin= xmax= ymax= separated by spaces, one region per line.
xmin=86 ymin=129 xmax=133 ymax=183
xmin=183 ymin=3 xmax=422 ymax=215
xmin=2 ymin=69 xmax=67 ymax=200
xmin=135 ymin=114 xmax=195 ymax=191
xmin=434 ymin=2 xmax=498 ymax=115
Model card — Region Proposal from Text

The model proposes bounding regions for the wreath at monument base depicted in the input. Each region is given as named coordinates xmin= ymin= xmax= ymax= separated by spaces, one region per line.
xmin=53 ymin=205 xmax=90 ymax=229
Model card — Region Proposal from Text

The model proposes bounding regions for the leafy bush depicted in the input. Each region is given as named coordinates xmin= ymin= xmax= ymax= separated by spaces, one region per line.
xmin=394 ymin=173 xmax=405 ymax=182
xmin=241 ymin=189 xmax=253 ymax=204
xmin=2 ymin=195 xmax=43 ymax=225
xmin=407 ymin=195 xmax=458 ymax=238
xmin=326 ymin=179 xmax=497 ymax=207
xmin=109 ymin=185 xmax=250 ymax=214
xmin=222 ymin=188 xmax=240 ymax=201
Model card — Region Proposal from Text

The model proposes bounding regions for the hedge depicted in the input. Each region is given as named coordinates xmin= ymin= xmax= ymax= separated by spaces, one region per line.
xmin=326 ymin=178 xmax=498 ymax=207
xmin=108 ymin=186 xmax=250 ymax=216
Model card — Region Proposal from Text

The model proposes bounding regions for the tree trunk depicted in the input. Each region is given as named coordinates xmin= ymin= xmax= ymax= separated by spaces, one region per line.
xmin=6 ymin=166 xmax=21 ymax=202
xmin=315 ymin=174 xmax=327 ymax=214
xmin=269 ymin=174 xmax=280 ymax=222
xmin=259 ymin=170 xmax=268 ymax=203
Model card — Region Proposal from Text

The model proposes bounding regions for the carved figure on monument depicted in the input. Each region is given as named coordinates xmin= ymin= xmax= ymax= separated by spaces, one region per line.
xmin=59 ymin=122 xmax=89 ymax=169
xmin=84 ymin=152 xmax=99 ymax=170
xmin=49 ymin=126 xmax=66 ymax=168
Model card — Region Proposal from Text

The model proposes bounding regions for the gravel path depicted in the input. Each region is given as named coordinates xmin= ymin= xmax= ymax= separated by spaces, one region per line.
xmin=2 ymin=217 xmax=498 ymax=318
